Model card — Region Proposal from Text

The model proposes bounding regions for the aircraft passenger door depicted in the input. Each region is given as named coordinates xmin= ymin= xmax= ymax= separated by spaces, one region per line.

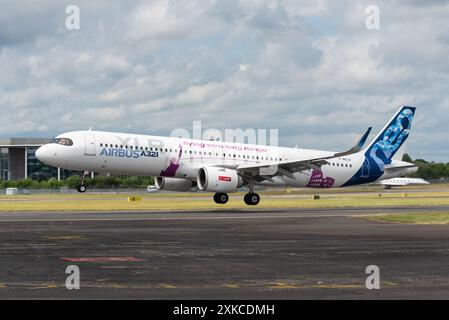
xmin=84 ymin=134 xmax=96 ymax=156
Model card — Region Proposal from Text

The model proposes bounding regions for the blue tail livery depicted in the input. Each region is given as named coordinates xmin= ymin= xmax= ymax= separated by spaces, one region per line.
xmin=343 ymin=106 xmax=416 ymax=186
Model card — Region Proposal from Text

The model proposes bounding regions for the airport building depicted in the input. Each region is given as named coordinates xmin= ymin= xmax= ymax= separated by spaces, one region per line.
xmin=0 ymin=138 xmax=74 ymax=181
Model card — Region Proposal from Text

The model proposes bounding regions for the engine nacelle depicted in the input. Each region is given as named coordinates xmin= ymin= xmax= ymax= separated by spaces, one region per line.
xmin=155 ymin=177 xmax=196 ymax=192
xmin=197 ymin=167 xmax=243 ymax=193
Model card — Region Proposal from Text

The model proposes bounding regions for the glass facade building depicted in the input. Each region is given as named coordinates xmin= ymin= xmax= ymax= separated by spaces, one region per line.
xmin=0 ymin=138 xmax=76 ymax=181
xmin=0 ymin=148 xmax=9 ymax=181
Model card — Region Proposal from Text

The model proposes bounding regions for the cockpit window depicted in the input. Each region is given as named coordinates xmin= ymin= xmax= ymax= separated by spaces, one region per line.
xmin=53 ymin=138 xmax=73 ymax=146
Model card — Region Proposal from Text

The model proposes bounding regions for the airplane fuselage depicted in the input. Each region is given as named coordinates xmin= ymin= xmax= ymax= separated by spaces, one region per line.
xmin=36 ymin=130 xmax=416 ymax=189
xmin=35 ymin=106 xmax=418 ymax=204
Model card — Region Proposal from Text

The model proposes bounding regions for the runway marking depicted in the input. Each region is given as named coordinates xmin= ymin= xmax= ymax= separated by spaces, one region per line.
xmin=99 ymin=266 xmax=144 ymax=269
xmin=267 ymin=283 xmax=363 ymax=289
xmin=0 ymin=214 xmax=357 ymax=222
xmin=268 ymin=282 xmax=298 ymax=289
xmin=159 ymin=284 xmax=177 ymax=289
xmin=222 ymin=283 xmax=239 ymax=289
xmin=63 ymin=257 xmax=145 ymax=262
xmin=28 ymin=283 xmax=59 ymax=290
xmin=0 ymin=280 xmax=408 ymax=292
xmin=42 ymin=235 xmax=87 ymax=240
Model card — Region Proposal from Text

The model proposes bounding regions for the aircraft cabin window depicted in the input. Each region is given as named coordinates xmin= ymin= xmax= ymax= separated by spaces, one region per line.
xmin=100 ymin=143 xmax=103 ymax=147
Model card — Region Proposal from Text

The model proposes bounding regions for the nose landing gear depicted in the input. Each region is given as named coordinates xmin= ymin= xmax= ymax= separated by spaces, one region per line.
xmin=76 ymin=171 xmax=90 ymax=193
xmin=77 ymin=184 xmax=87 ymax=193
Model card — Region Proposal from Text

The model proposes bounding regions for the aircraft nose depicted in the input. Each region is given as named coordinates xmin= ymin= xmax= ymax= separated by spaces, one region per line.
xmin=35 ymin=145 xmax=50 ymax=163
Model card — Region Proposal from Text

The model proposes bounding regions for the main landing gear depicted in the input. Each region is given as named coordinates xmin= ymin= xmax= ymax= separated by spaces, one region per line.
xmin=76 ymin=171 xmax=90 ymax=193
xmin=244 ymin=192 xmax=260 ymax=206
xmin=213 ymin=191 xmax=261 ymax=205
xmin=244 ymin=183 xmax=260 ymax=205
xmin=214 ymin=192 xmax=229 ymax=204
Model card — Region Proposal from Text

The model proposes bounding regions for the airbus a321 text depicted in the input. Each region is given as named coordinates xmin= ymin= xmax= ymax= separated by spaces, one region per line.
xmin=36 ymin=106 xmax=418 ymax=205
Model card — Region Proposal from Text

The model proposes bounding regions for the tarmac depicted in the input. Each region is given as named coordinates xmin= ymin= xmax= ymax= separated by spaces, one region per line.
xmin=1 ymin=206 xmax=449 ymax=299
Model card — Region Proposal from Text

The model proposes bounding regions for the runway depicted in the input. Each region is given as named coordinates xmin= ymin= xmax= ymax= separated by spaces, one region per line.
xmin=1 ymin=206 xmax=449 ymax=299
xmin=1 ymin=205 xmax=449 ymax=221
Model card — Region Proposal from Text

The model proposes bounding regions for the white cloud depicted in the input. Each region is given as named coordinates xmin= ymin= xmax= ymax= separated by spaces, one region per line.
xmin=0 ymin=0 xmax=448 ymax=160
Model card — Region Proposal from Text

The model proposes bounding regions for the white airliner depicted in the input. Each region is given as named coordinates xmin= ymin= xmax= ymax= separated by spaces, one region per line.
xmin=378 ymin=177 xmax=429 ymax=189
xmin=36 ymin=106 xmax=418 ymax=205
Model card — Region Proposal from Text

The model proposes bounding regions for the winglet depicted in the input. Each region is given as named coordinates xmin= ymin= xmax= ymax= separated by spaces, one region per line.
xmin=333 ymin=127 xmax=372 ymax=158
xmin=356 ymin=127 xmax=372 ymax=150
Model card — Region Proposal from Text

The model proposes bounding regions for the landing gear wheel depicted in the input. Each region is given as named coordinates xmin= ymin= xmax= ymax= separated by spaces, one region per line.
xmin=76 ymin=170 xmax=90 ymax=193
xmin=244 ymin=192 xmax=260 ymax=205
xmin=214 ymin=192 xmax=229 ymax=204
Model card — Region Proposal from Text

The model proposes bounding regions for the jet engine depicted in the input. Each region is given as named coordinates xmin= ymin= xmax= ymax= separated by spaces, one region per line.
xmin=197 ymin=167 xmax=244 ymax=193
xmin=155 ymin=177 xmax=196 ymax=192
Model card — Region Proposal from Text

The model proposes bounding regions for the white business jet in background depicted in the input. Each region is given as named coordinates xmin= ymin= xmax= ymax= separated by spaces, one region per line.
xmin=36 ymin=106 xmax=418 ymax=205
xmin=378 ymin=177 xmax=429 ymax=189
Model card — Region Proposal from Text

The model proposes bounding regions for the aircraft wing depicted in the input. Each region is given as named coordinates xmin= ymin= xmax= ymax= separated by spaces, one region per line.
xmin=234 ymin=127 xmax=372 ymax=182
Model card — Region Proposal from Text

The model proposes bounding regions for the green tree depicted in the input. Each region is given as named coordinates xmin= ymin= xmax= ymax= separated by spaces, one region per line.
xmin=402 ymin=153 xmax=413 ymax=163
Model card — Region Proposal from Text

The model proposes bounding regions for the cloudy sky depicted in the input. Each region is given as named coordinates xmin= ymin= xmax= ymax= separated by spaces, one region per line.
xmin=1 ymin=0 xmax=448 ymax=161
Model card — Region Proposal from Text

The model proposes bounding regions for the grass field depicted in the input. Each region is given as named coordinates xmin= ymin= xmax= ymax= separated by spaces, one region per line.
xmin=0 ymin=188 xmax=448 ymax=212
xmin=366 ymin=212 xmax=449 ymax=224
